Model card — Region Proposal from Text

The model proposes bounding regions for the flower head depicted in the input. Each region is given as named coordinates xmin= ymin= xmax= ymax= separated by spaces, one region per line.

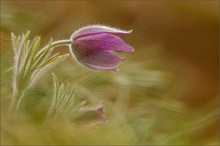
xmin=69 ymin=25 xmax=134 ymax=72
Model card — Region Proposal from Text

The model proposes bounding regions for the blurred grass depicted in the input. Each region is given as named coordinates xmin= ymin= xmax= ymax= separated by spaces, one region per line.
xmin=1 ymin=1 xmax=219 ymax=145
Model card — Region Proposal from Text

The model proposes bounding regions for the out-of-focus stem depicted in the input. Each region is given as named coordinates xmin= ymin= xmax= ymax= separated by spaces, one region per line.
xmin=9 ymin=89 xmax=25 ymax=112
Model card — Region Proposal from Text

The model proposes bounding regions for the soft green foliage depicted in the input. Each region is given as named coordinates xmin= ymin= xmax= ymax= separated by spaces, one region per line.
xmin=46 ymin=73 xmax=86 ymax=120
xmin=10 ymin=32 xmax=70 ymax=112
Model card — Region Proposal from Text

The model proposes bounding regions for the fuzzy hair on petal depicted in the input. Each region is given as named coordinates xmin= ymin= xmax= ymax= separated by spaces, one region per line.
xmin=71 ymin=24 xmax=132 ymax=40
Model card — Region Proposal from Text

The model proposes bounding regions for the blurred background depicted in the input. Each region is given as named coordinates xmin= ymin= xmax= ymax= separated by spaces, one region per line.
xmin=1 ymin=0 xmax=219 ymax=145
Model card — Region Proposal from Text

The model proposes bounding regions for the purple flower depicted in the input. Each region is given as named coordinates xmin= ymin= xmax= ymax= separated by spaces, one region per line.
xmin=69 ymin=25 xmax=134 ymax=72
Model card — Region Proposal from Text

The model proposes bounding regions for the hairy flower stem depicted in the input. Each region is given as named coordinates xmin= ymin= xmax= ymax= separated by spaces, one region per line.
xmin=46 ymin=39 xmax=72 ymax=49
xmin=9 ymin=39 xmax=72 ymax=113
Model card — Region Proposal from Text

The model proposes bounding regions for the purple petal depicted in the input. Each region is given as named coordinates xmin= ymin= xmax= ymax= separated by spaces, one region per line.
xmin=71 ymin=25 xmax=132 ymax=40
xmin=74 ymin=33 xmax=134 ymax=52
xmin=70 ymin=44 xmax=124 ymax=71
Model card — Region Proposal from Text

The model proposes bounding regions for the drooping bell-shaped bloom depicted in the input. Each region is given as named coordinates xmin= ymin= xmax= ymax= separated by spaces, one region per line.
xmin=69 ymin=25 xmax=134 ymax=72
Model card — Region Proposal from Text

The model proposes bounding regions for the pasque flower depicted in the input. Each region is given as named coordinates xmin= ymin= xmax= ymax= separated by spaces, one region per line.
xmin=69 ymin=25 xmax=134 ymax=72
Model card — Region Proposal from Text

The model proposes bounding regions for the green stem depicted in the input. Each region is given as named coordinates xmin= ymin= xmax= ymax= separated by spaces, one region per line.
xmin=47 ymin=39 xmax=72 ymax=49
xmin=9 ymin=90 xmax=26 ymax=113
